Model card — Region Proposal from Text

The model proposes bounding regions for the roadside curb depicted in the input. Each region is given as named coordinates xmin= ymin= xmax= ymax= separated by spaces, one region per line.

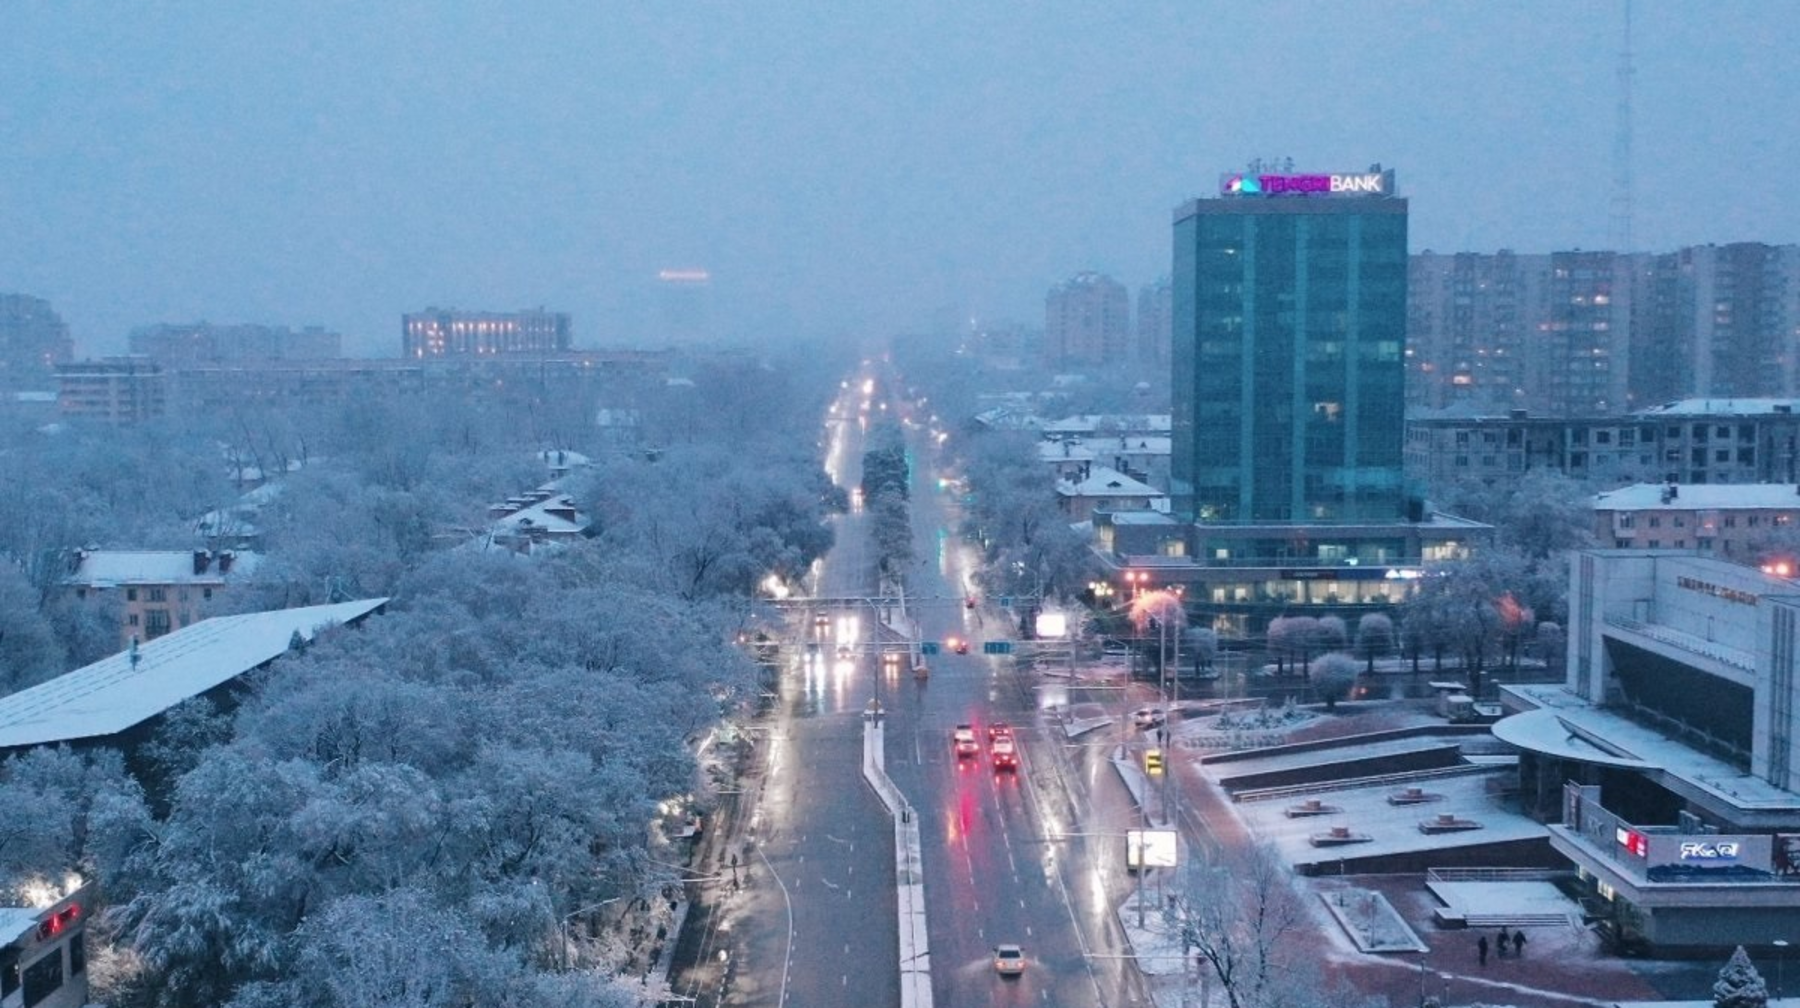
xmin=863 ymin=708 xmax=934 ymax=1008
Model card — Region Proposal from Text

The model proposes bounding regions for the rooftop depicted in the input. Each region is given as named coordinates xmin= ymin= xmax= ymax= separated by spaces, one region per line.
xmin=1057 ymin=465 xmax=1164 ymax=499
xmin=63 ymin=549 xmax=260 ymax=587
xmin=1595 ymin=482 xmax=1800 ymax=511
xmin=0 ymin=598 xmax=386 ymax=750
xmin=1636 ymin=398 xmax=1800 ymax=418
xmin=1496 ymin=684 xmax=1800 ymax=813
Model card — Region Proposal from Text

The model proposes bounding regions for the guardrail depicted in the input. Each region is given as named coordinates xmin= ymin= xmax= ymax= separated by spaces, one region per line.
xmin=1427 ymin=867 xmax=1575 ymax=884
xmin=862 ymin=709 xmax=933 ymax=1008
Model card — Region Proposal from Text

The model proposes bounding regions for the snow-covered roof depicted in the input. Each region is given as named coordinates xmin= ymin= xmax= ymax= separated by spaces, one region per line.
xmin=1594 ymin=482 xmax=1800 ymax=511
xmin=1036 ymin=441 xmax=1097 ymax=463
xmin=0 ymin=909 xmax=37 ymax=945
xmin=1107 ymin=511 xmax=1180 ymax=526
xmin=0 ymin=598 xmax=386 ymax=750
xmin=62 ymin=550 xmax=261 ymax=587
xmin=1635 ymin=398 xmax=1800 ymax=418
xmin=491 ymin=492 xmax=587 ymax=537
xmin=1040 ymin=414 xmax=1171 ymax=435
xmin=1057 ymin=465 xmax=1162 ymax=499
xmin=1497 ymin=684 xmax=1800 ymax=812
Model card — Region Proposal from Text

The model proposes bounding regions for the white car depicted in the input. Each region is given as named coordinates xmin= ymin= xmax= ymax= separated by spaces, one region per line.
xmin=1133 ymin=706 xmax=1165 ymax=730
xmin=994 ymin=943 xmax=1025 ymax=976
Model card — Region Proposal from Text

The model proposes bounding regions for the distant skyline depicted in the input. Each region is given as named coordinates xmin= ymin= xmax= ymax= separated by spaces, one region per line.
xmin=4 ymin=2 xmax=1798 ymax=358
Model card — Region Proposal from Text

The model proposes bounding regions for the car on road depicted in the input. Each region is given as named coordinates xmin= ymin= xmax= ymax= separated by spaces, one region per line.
xmin=987 ymin=721 xmax=1012 ymax=740
xmin=993 ymin=943 xmax=1025 ymax=976
xmin=947 ymin=636 xmax=971 ymax=655
xmin=990 ymin=736 xmax=1018 ymax=771
xmin=1133 ymin=706 xmax=1165 ymax=730
xmin=952 ymin=724 xmax=979 ymax=758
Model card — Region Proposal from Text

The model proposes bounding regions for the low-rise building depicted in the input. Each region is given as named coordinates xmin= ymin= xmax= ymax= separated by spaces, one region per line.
xmin=1405 ymin=399 xmax=1800 ymax=493
xmin=1494 ymin=550 xmax=1800 ymax=952
xmin=62 ymin=550 xmax=258 ymax=647
xmin=1056 ymin=465 xmax=1164 ymax=522
xmin=0 ymin=880 xmax=92 ymax=1008
xmin=1593 ymin=482 xmax=1800 ymax=561
xmin=1088 ymin=510 xmax=1487 ymax=639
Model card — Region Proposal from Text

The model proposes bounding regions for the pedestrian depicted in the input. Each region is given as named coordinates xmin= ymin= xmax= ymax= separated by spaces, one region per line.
xmin=1513 ymin=929 xmax=1527 ymax=957
xmin=1496 ymin=929 xmax=1511 ymax=958
xmin=1477 ymin=935 xmax=1489 ymax=966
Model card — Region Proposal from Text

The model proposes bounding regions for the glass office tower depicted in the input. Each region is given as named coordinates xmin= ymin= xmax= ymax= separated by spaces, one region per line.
xmin=1171 ymin=170 xmax=1408 ymax=524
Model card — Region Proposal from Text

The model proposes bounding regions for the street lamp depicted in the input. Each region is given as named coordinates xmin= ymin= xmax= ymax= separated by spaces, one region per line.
xmin=1774 ymin=939 xmax=1789 ymax=1001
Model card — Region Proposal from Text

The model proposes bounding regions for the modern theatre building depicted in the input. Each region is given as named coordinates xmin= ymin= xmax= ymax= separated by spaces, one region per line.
xmin=1496 ymin=550 xmax=1800 ymax=952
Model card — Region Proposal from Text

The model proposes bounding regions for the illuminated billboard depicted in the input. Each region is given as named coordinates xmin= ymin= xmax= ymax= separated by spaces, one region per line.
xmin=1127 ymin=828 xmax=1179 ymax=869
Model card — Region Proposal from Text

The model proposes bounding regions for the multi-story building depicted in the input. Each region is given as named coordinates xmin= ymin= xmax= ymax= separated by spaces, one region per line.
xmin=1405 ymin=398 xmax=1800 ymax=493
xmin=1669 ymin=243 xmax=1800 ymax=399
xmin=63 ymin=549 xmax=258 ymax=647
xmin=0 ymin=294 xmax=73 ymax=390
xmin=1095 ymin=166 xmax=1486 ymax=638
xmin=1135 ymin=278 xmax=1172 ymax=369
xmin=1044 ymin=272 xmax=1129 ymax=369
xmin=1406 ymin=244 xmax=1800 ymax=415
xmin=1495 ymin=550 xmax=1800 ymax=952
xmin=402 ymin=307 xmax=572 ymax=358
xmin=129 ymin=322 xmax=342 ymax=364
xmin=54 ymin=357 xmax=166 ymax=424
xmin=1533 ymin=251 xmax=1636 ymax=416
xmin=1407 ymin=251 xmax=1537 ymax=410
xmin=1172 ymin=167 xmax=1408 ymax=524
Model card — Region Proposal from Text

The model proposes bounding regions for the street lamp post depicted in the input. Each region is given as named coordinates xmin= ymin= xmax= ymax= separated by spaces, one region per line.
xmin=1775 ymin=939 xmax=1789 ymax=1002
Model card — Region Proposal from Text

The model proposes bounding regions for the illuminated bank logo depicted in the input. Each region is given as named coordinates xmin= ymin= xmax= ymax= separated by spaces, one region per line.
xmin=1679 ymin=841 xmax=1741 ymax=861
xmin=1219 ymin=170 xmax=1390 ymax=198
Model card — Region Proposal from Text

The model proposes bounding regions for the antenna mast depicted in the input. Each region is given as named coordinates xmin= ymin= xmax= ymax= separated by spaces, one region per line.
xmin=1609 ymin=0 xmax=1635 ymax=253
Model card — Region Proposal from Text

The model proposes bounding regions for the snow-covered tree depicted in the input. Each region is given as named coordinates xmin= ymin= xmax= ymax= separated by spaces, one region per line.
xmin=1308 ymin=653 xmax=1359 ymax=711
xmin=1163 ymin=842 xmax=1381 ymax=1008
xmin=0 ymin=560 xmax=62 ymax=691
xmin=1354 ymin=613 xmax=1394 ymax=673
xmin=1714 ymin=945 xmax=1769 ymax=1008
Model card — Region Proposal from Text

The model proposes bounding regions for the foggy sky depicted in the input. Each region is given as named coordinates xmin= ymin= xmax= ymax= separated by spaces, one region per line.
xmin=3 ymin=2 xmax=1795 ymax=357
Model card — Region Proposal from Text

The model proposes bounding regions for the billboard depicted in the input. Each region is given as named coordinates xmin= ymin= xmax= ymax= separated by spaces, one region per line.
xmin=1127 ymin=828 xmax=1179 ymax=869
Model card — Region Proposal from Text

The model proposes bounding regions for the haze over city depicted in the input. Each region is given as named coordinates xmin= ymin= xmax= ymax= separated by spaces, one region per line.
xmin=4 ymin=2 xmax=1797 ymax=356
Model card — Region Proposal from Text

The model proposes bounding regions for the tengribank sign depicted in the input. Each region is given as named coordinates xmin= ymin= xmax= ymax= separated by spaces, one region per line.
xmin=1219 ymin=169 xmax=1396 ymax=198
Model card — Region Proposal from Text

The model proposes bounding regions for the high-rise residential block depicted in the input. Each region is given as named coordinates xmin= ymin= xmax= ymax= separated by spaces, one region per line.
xmin=1407 ymin=244 xmax=1800 ymax=416
xmin=1136 ymin=278 xmax=1172 ymax=368
xmin=1044 ymin=272 xmax=1129 ymax=369
xmin=0 ymin=294 xmax=74 ymax=389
